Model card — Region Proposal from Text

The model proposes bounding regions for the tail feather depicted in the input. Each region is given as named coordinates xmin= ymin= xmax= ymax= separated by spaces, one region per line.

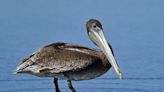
xmin=15 ymin=55 xmax=35 ymax=74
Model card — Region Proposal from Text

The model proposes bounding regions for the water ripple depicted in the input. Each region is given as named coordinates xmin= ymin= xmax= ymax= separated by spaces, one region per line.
xmin=0 ymin=87 xmax=161 ymax=92
xmin=0 ymin=87 xmax=52 ymax=92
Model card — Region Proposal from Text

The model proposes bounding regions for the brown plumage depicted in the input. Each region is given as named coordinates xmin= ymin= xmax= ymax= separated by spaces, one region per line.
xmin=15 ymin=19 xmax=122 ymax=92
xmin=16 ymin=42 xmax=111 ymax=80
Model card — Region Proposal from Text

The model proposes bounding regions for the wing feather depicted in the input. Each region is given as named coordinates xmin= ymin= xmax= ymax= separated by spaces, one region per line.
xmin=15 ymin=42 xmax=102 ymax=75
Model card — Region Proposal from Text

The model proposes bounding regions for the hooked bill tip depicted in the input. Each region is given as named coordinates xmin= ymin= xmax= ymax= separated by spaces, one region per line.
xmin=118 ymin=72 xmax=123 ymax=80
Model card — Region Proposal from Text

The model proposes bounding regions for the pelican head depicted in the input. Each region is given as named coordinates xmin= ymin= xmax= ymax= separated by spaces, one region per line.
xmin=86 ymin=19 xmax=122 ymax=79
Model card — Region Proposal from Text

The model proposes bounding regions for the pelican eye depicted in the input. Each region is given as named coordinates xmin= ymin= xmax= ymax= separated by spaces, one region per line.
xmin=93 ymin=25 xmax=97 ymax=28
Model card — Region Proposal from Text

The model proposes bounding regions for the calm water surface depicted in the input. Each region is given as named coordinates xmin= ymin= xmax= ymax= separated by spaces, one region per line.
xmin=0 ymin=0 xmax=164 ymax=92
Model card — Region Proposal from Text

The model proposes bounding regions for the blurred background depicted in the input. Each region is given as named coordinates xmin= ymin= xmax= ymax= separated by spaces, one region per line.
xmin=0 ymin=0 xmax=164 ymax=92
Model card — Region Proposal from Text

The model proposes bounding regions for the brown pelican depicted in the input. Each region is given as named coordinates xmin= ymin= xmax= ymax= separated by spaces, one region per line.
xmin=15 ymin=19 xmax=122 ymax=92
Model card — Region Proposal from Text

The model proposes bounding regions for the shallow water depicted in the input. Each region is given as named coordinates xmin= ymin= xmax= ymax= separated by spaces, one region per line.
xmin=0 ymin=0 xmax=164 ymax=92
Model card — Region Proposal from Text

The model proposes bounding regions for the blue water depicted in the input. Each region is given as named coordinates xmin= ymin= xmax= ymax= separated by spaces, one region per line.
xmin=0 ymin=0 xmax=164 ymax=92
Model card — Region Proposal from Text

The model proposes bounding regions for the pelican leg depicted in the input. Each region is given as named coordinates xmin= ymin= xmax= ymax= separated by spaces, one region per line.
xmin=53 ymin=78 xmax=61 ymax=92
xmin=67 ymin=80 xmax=76 ymax=92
